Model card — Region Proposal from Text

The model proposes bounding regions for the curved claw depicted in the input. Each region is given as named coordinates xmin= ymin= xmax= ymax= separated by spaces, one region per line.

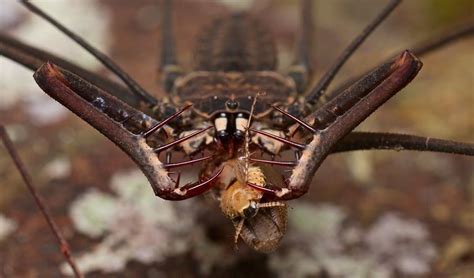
xmin=167 ymin=167 xmax=224 ymax=200
xmin=247 ymin=182 xmax=291 ymax=200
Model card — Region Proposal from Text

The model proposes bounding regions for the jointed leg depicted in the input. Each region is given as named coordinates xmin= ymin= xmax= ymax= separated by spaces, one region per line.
xmin=332 ymin=132 xmax=474 ymax=155
xmin=21 ymin=1 xmax=158 ymax=106
xmin=287 ymin=0 xmax=314 ymax=93
xmin=250 ymin=130 xmax=474 ymax=168
xmin=326 ymin=23 xmax=474 ymax=105
xmin=305 ymin=0 xmax=401 ymax=105
xmin=411 ymin=23 xmax=474 ymax=57
xmin=0 ymin=34 xmax=140 ymax=108
xmin=0 ymin=126 xmax=83 ymax=278
xmin=160 ymin=0 xmax=183 ymax=92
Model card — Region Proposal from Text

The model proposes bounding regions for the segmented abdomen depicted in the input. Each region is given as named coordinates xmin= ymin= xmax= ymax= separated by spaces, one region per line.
xmin=246 ymin=166 xmax=266 ymax=186
xmin=194 ymin=14 xmax=276 ymax=72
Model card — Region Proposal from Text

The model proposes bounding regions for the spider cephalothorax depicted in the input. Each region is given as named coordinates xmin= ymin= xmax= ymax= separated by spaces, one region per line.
xmin=1 ymin=0 xmax=473 ymax=264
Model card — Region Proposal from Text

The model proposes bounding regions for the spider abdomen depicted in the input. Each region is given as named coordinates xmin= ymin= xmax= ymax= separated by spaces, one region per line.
xmin=194 ymin=14 xmax=276 ymax=72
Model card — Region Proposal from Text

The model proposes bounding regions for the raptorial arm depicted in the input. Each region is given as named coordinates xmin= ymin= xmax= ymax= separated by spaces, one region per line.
xmin=250 ymin=51 xmax=422 ymax=200
xmin=33 ymin=62 xmax=221 ymax=200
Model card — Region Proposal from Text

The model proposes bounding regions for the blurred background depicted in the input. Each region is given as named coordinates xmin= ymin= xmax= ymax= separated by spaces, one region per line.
xmin=0 ymin=0 xmax=473 ymax=277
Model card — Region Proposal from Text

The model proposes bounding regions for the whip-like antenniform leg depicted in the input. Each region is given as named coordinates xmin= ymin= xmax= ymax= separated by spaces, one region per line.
xmin=305 ymin=0 xmax=401 ymax=104
xmin=288 ymin=0 xmax=314 ymax=93
xmin=325 ymin=23 xmax=474 ymax=105
xmin=160 ymin=0 xmax=183 ymax=92
xmin=21 ymin=0 xmax=158 ymax=106
xmin=0 ymin=34 xmax=140 ymax=107
xmin=0 ymin=126 xmax=83 ymax=278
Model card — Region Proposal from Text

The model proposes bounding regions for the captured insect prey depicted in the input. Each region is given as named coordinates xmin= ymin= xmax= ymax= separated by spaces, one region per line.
xmin=220 ymin=164 xmax=288 ymax=253
xmin=1 ymin=0 xmax=473 ymax=276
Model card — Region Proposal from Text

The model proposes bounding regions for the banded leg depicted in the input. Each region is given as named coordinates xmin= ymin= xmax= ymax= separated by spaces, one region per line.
xmin=160 ymin=0 xmax=183 ymax=92
xmin=33 ymin=62 xmax=221 ymax=200
xmin=287 ymin=0 xmax=314 ymax=93
xmin=249 ymin=51 xmax=422 ymax=199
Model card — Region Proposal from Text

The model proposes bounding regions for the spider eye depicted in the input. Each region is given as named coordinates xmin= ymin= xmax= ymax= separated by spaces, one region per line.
xmin=234 ymin=113 xmax=248 ymax=139
xmin=214 ymin=113 xmax=229 ymax=141
xmin=242 ymin=201 xmax=258 ymax=219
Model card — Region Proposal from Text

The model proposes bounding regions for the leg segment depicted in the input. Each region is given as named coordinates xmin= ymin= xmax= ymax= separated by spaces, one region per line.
xmin=21 ymin=0 xmax=158 ymax=106
xmin=325 ymin=23 xmax=474 ymax=106
xmin=0 ymin=126 xmax=83 ymax=278
xmin=287 ymin=0 xmax=314 ymax=93
xmin=160 ymin=0 xmax=183 ymax=92
xmin=249 ymin=131 xmax=474 ymax=166
xmin=332 ymin=132 xmax=474 ymax=156
xmin=305 ymin=0 xmax=401 ymax=105
xmin=33 ymin=63 xmax=220 ymax=200
xmin=0 ymin=34 xmax=140 ymax=108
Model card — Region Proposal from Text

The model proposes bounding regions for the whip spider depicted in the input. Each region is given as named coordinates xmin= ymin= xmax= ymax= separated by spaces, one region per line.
xmin=1 ymin=0 xmax=473 ymax=276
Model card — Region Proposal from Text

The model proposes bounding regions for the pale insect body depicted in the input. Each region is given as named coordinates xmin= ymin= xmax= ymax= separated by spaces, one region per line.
xmin=219 ymin=165 xmax=288 ymax=253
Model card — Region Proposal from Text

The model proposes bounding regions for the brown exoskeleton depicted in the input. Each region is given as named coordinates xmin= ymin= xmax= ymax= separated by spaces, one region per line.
xmin=1 ymin=0 xmax=473 ymax=275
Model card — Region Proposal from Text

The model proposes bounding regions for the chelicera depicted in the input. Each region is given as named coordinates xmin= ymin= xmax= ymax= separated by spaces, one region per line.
xmin=1 ymin=0 xmax=473 ymax=274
